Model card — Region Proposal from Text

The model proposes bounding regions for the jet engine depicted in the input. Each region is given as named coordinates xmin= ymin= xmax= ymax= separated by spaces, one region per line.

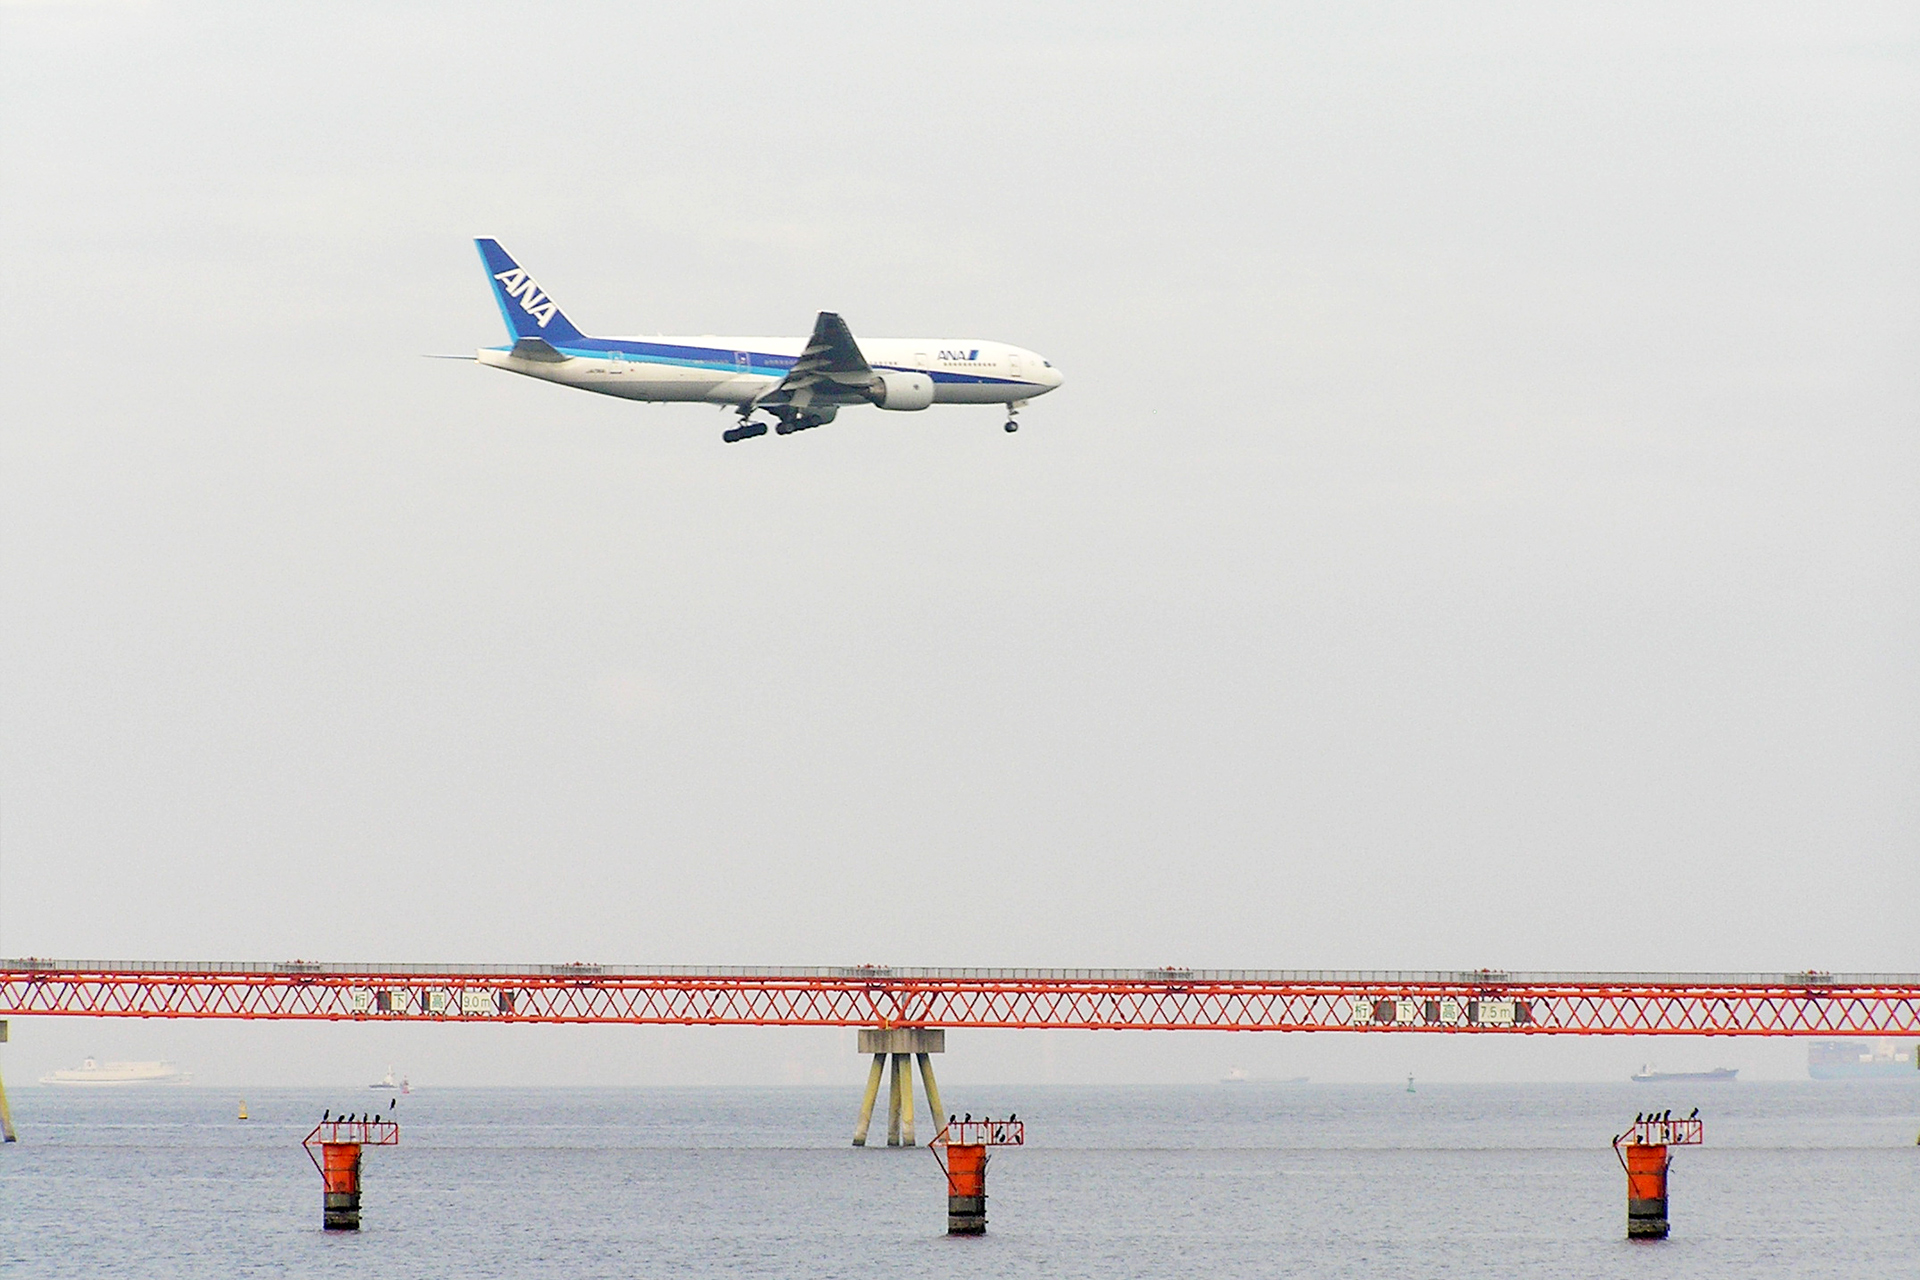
xmin=869 ymin=372 xmax=935 ymax=411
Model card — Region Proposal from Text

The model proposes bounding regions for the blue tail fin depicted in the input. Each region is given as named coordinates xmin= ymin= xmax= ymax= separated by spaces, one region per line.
xmin=475 ymin=239 xmax=585 ymax=344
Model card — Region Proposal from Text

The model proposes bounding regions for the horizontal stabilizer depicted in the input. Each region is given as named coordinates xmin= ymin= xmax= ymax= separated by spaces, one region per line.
xmin=509 ymin=337 xmax=569 ymax=363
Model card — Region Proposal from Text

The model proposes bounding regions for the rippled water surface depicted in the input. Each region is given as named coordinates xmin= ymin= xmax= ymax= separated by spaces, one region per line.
xmin=4 ymin=1082 xmax=1917 ymax=1277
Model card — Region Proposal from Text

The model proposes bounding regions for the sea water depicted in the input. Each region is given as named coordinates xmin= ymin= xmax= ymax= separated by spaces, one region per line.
xmin=3 ymin=1082 xmax=1916 ymax=1277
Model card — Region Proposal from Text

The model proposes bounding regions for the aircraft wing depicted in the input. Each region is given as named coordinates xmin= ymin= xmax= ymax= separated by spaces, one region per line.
xmin=756 ymin=312 xmax=878 ymax=417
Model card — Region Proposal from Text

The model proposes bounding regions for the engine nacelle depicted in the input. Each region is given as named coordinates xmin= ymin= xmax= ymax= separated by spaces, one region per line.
xmin=870 ymin=372 xmax=935 ymax=411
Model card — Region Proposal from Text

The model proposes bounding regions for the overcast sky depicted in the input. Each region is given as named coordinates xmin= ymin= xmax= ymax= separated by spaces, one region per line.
xmin=1 ymin=2 xmax=1914 ymax=1085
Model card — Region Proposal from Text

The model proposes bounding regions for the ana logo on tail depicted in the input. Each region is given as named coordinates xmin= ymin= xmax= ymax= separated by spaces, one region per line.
xmin=493 ymin=268 xmax=560 ymax=328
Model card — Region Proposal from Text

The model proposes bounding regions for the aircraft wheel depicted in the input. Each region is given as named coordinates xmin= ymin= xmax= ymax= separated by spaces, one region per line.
xmin=1004 ymin=420 xmax=1019 ymax=433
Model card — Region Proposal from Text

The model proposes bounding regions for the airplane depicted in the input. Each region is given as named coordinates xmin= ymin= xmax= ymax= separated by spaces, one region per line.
xmin=467 ymin=239 xmax=1063 ymax=443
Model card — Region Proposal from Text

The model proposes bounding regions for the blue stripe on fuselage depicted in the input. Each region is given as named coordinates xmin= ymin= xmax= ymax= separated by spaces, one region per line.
xmin=489 ymin=341 xmax=1028 ymax=386
xmin=873 ymin=364 xmax=1023 ymax=387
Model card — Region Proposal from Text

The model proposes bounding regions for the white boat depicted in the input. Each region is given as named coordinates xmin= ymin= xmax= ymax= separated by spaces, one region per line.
xmin=368 ymin=1066 xmax=410 ymax=1093
xmin=39 ymin=1057 xmax=190 ymax=1085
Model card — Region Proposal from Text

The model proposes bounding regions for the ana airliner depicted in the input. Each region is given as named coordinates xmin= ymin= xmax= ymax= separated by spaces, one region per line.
xmin=468 ymin=239 xmax=1062 ymax=442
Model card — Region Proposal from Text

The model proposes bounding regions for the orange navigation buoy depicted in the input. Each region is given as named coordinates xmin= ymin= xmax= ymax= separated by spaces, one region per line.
xmin=1623 ymin=1142 xmax=1669 ymax=1238
xmin=1613 ymin=1113 xmax=1703 ymax=1240
xmin=320 ymin=1141 xmax=363 ymax=1230
xmin=303 ymin=1116 xmax=400 ymax=1231
xmin=944 ymin=1142 xmax=989 ymax=1234
xmin=931 ymin=1116 xmax=1025 ymax=1236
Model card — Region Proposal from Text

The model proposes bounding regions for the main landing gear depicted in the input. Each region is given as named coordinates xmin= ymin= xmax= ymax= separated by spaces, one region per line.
xmin=722 ymin=418 xmax=768 ymax=444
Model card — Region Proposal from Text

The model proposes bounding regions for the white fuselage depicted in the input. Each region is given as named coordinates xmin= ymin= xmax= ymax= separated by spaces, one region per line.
xmin=477 ymin=336 xmax=1063 ymax=407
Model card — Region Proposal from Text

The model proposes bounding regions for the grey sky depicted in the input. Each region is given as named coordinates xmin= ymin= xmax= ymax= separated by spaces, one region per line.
xmin=1 ymin=2 xmax=1914 ymax=1084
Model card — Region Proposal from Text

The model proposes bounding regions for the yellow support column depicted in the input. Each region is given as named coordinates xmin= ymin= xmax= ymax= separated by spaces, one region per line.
xmin=850 ymin=1053 xmax=886 ymax=1147
xmin=886 ymin=1052 xmax=904 ymax=1146
xmin=916 ymin=1052 xmax=945 ymax=1129
xmin=0 ymin=1020 xmax=16 ymax=1142
xmin=898 ymin=1054 xmax=916 ymax=1147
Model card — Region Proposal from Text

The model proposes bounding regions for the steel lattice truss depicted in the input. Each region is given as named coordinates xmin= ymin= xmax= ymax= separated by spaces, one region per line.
xmin=5 ymin=961 xmax=1919 ymax=1035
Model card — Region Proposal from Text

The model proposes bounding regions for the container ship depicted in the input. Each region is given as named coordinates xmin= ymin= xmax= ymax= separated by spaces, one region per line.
xmin=1807 ymin=1040 xmax=1916 ymax=1080
xmin=39 ymin=1057 xmax=190 ymax=1085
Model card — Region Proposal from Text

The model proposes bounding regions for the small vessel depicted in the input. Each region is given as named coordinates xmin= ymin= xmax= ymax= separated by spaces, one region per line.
xmin=39 ymin=1057 xmax=190 ymax=1085
xmin=1807 ymin=1040 xmax=1916 ymax=1081
xmin=1631 ymin=1065 xmax=1738 ymax=1083
xmin=1220 ymin=1068 xmax=1309 ymax=1084
xmin=368 ymin=1066 xmax=410 ymax=1093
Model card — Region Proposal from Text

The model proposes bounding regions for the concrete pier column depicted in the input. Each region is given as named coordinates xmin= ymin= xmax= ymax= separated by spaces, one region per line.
xmin=916 ymin=1052 xmax=944 ymax=1130
xmin=886 ymin=1051 xmax=904 ymax=1146
xmin=851 ymin=1054 xmax=886 ymax=1147
xmin=897 ymin=1055 xmax=916 ymax=1147
xmin=0 ymin=1020 xmax=16 ymax=1143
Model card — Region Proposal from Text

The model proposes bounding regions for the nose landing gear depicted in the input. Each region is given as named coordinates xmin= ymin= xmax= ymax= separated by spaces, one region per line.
xmin=1004 ymin=419 xmax=1019 ymax=433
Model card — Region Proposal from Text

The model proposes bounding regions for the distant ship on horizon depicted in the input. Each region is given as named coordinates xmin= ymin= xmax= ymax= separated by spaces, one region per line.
xmin=1807 ymin=1040 xmax=1915 ymax=1081
xmin=1221 ymin=1067 xmax=1310 ymax=1084
xmin=1631 ymin=1064 xmax=1738 ymax=1083
xmin=369 ymin=1065 xmax=410 ymax=1093
xmin=40 ymin=1057 xmax=190 ymax=1085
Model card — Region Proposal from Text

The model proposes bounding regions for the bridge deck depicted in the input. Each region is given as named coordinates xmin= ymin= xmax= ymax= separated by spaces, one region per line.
xmin=5 ymin=960 xmax=1918 ymax=1035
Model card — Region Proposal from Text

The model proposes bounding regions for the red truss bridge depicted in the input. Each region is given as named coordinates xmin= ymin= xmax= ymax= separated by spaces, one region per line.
xmin=4 ymin=960 xmax=1918 ymax=1035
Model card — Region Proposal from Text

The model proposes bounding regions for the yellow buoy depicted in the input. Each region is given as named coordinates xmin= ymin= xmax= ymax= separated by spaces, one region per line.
xmin=238 ymin=1099 xmax=249 ymax=1121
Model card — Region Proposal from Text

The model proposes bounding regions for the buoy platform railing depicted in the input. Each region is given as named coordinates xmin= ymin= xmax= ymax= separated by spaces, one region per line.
xmin=303 ymin=1118 xmax=400 ymax=1231
xmin=1612 ymin=1115 xmax=1702 ymax=1240
xmin=931 ymin=1117 xmax=1025 ymax=1235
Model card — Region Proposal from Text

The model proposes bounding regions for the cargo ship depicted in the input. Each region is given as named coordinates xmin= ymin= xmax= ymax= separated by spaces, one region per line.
xmin=1807 ymin=1040 xmax=1916 ymax=1081
xmin=39 ymin=1057 xmax=190 ymax=1085
xmin=1631 ymin=1065 xmax=1737 ymax=1083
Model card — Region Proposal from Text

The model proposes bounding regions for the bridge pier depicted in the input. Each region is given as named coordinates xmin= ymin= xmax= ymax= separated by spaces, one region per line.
xmin=0 ymin=1020 xmax=16 ymax=1142
xmin=852 ymin=1028 xmax=944 ymax=1147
